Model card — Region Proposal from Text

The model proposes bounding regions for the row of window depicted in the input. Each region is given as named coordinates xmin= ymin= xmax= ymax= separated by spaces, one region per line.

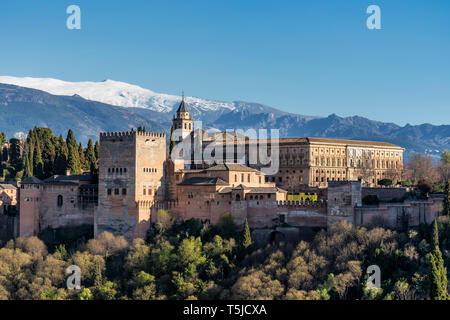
xmin=234 ymin=174 xmax=263 ymax=184
xmin=143 ymin=168 xmax=158 ymax=173
xmin=349 ymin=159 xmax=400 ymax=169
xmin=315 ymin=158 xmax=346 ymax=167
xmin=174 ymin=123 xmax=192 ymax=130
xmin=280 ymin=159 xmax=308 ymax=166
xmin=107 ymin=188 xmax=127 ymax=196
xmin=107 ymin=168 xmax=127 ymax=174
xmin=313 ymin=148 xmax=400 ymax=157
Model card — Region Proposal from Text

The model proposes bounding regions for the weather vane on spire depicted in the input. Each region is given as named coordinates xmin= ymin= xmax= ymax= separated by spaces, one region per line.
xmin=182 ymin=90 xmax=184 ymax=101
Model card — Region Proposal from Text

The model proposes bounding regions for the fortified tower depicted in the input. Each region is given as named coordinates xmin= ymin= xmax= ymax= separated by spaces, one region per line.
xmin=95 ymin=130 xmax=166 ymax=240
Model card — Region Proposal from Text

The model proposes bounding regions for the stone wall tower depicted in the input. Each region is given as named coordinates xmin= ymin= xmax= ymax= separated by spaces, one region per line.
xmin=95 ymin=130 xmax=166 ymax=241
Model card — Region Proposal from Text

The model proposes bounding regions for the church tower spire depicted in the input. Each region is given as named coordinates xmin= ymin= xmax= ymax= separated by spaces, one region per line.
xmin=172 ymin=92 xmax=194 ymax=141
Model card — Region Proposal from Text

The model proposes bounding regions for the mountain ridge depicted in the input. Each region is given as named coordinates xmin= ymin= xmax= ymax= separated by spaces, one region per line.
xmin=0 ymin=77 xmax=448 ymax=159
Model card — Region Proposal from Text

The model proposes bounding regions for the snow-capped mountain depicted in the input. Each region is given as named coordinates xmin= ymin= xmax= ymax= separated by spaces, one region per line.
xmin=0 ymin=76 xmax=242 ymax=121
xmin=0 ymin=76 xmax=448 ymax=159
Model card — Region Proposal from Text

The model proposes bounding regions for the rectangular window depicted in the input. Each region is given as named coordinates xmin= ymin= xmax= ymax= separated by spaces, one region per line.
xmin=107 ymin=189 xmax=112 ymax=195
xmin=122 ymin=188 xmax=127 ymax=195
xmin=114 ymin=189 xmax=119 ymax=195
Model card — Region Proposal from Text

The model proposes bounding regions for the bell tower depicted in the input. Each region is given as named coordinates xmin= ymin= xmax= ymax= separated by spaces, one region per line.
xmin=172 ymin=93 xmax=194 ymax=141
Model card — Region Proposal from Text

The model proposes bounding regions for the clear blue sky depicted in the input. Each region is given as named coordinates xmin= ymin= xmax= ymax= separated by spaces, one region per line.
xmin=0 ymin=0 xmax=449 ymax=126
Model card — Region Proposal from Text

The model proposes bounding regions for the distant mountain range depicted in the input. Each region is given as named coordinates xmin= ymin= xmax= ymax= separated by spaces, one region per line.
xmin=0 ymin=76 xmax=448 ymax=159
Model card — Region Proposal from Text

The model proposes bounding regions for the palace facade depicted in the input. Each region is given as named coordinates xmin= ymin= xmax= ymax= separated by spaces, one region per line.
xmin=10 ymin=97 xmax=439 ymax=244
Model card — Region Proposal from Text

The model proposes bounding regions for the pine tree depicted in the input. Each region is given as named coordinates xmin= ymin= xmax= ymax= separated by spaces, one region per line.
xmin=242 ymin=218 xmax=252 ymax=248
xmin=444 ymin=181 xmax=450 ymax=216
xmin=33 ymin=140 xmax=44 ymax=179
xmin=85 ymin=139 xmax=97 ymax=173
xmin=66 ymin=130 xmax=82 ymax=174
xmin=429 ymin=219 xmax=449 ymax=300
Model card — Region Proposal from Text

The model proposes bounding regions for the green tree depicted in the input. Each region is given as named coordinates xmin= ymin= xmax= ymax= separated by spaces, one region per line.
xmin=85 ymin=139 xmax=97 ymax=173
xmin=132 ymin=271 xmax=156 ymax=300
xmin=429 ymin=219 xmax=448 ymax=300
xmin=78 ymin=143 xmax=87 ymax=171
xmin=1 ymin=146 xmax=8 ymax=162
xmin=242 ymin=218 xmax=252 ymax=248
xmin=0 ymin=132 xmax=6 ymax=146
xmin=169 ymin=125 xmax=175 ymax=156
xmin=216 ymin=212 xmax=238 ymax=239
xmin=178 ymin=236 xmax=206 ymax=268
xmin=23 ymin=155 xmax=33 ymax=178
xmin=96 ymin=281 xmax=118 ymax=300
xmin=8 ymin=138 xmax=23 ymax=170
xmin=33 ymin=140 xmax=44 ymax=179
xmin=54 ymin=134 xmax=68 ymax=175
xmin=94 ymin=260 xmax=104 ymax=288
xmin=66 ymin=130 xmax=82 ymax=174
xmin=443 ymin=181 xmax=450 ymax=216
xmin=94 ymin=141 xmax=100 ymax=160
xmin=79 ymin=288 xmax=93 ymax=300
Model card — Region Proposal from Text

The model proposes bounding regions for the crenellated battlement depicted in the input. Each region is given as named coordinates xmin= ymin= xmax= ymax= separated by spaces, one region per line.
xmin=99 ymin=131 xmax=166 ymax=139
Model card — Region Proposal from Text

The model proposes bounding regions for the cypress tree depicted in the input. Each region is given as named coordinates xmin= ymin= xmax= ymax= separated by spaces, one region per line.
xmin=66 ymin=130 xmax=82 ymax=174
xmin=0 ymin=132 xmax=6 ymax=146
xmin=23 ymin=155 xmax=33 ymax=178
xmin=94 ymin=141 xmax=100 ymax=160
xmin=33 ymin=141 xmax=44 ymax=179
xmin=444 ymin=181 xmax=450 ymax=216
xmin=169 ymin=125 xmax=176 ymax=157
xmin=432 ymin=219 xmax=440 ymax=249
xmin=242 ymin=218 xmax=252 ymax=248
xmin=94 ymin=261 xmax=103 ymax=288
xmin=54 ymin=134 xmax=69 ymax=175
xmin=1 ymin=146 xmax=8 ymax=162
xmin=429 ymin=219 xmax=449 ymax=300
xmin=85 ymin=139 xmax=97 ymax=173
xmin=78 ymin=142 xmax=87 ymax=171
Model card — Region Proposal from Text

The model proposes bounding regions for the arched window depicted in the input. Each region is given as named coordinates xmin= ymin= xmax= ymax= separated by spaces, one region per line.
xmin=57 ymin=195 xmax=63 ymax=207
xmin=235 ymin=194 xmax=241 ymax=201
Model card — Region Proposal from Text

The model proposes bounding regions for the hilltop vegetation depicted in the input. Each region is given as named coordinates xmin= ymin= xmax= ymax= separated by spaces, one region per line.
xmin=0 ymin=212 xmax=450 ymax=300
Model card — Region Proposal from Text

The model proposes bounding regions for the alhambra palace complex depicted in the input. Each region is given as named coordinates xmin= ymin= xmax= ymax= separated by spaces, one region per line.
xmin=0 ymin=99 xmax=443 ymax=242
